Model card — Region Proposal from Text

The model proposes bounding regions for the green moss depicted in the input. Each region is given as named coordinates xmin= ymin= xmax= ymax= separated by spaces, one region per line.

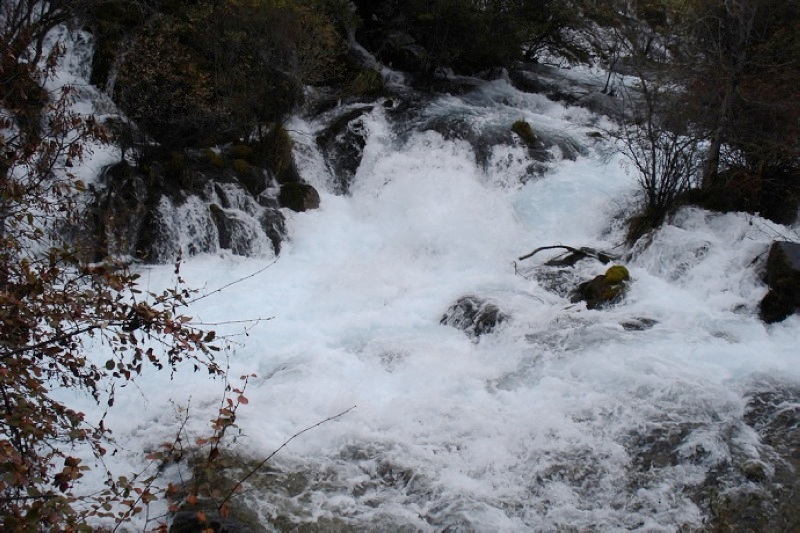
xmin=351 ymin=68 xmax=384 ymax=95
xmin=605 ymin=265 xmax=630 ymax=284
xmin=232 ymin=159 xmax=251 ymax=175
xmin=511 ymin=120 xmax=537 ymax=145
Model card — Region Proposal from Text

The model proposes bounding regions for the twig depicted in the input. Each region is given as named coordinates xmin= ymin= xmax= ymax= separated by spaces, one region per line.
xmin=217 ymin=406 xmax=357 ymax=510
xmin=188 ymin=259 xmax=278 ymax=304
xmin=192 ymin=317 xmax=273 ymax=327
xmin=518 ymin=245 xmax=585 ymax=261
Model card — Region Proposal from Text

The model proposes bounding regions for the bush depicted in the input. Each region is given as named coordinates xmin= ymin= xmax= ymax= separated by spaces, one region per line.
xmin=1 ymin=11 xmax=224 ymax=527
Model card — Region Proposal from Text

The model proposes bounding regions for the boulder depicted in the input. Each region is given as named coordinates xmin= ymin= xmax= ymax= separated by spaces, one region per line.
xmin=441 ymin=296 xmax=509 ymax=339
xmin=316 ymin=106 xmax=373 ymax=194
xmin=759 ymin=241 xmax=800 ymax=323
xmin=571 ymin=265 xmax=630 ymax=309
xmin=278 ymin=183 xmax=321 ymax=212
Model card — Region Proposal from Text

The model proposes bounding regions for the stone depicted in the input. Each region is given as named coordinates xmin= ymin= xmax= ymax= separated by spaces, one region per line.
xmin=316 ymin=106 xmax=373 ymax=194
xmin=441 ymin=296 xmax=509 ymax=339
xmin=571 ymin=265 xmax=630 ymax=309
xmin=759 ymin=241 xmax=800 ymax=323
xmin=278 ymin=183 xmax=321 ymax=212
xmin=170 ymin=507 xmax=251 ymax=533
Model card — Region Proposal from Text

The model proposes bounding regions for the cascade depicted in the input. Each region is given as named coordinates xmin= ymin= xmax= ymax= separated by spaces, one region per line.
xmin=32 ymin=22 xmax=800 ymax=532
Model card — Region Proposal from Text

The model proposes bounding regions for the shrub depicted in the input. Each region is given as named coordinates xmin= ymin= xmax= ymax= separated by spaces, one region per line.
xmin=1 ymin=10 xmax=223 ymax=527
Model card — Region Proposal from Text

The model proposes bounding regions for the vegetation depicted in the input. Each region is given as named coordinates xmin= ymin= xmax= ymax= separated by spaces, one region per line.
xmin=0 ymin=1 xmax=231 ymax=527
xmin=102 ymin=0 xmax=353 ymax=153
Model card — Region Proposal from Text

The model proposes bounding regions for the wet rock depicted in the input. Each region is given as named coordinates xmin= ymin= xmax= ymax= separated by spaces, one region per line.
xmin=699 ymin=386 xmax=800 ymax=531
xmin=279 ymin=183 xmax=321 ymax=212
xmin=208 ymin=203 xmax=265 ymax=256
xmin=316 ymin=106 xmax=373 ymax=194
xmin=441 ymin=296 xmax=509 ymax=339
xmin=759 ymin=241 xmax=800 ymax=323
xmin=260 ymin=208 xmax=286 ymax=255
xmin=571 ymin=265 xmax=630 ymax=309
xmin=170 ymin=506 xmax=251 ymax=533
xmin=83 ymin=161 xmax=150 ymax=261
xmin=620 ymin=317 xmax=658 ymax=331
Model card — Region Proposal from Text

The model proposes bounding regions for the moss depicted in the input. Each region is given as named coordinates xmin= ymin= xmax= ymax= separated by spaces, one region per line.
xmin=204 ymin=148 xmax=225 ymax=168
xmin=232 ymin=159 xmax=251 ymax=175
xmin=511 ymin=120 xmax=538 ymax=145
xmin=350 ymin=68 xmax=384 ymax=96
xmin=605 ymin=265 xmax=630 ymax=284
xmin=257 ymin=126 xmax=298 ymax=183
xmin=231 ymin=144 xmax=254 ymax=160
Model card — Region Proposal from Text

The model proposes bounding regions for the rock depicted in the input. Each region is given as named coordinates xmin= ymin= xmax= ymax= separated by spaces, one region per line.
xmin=441 ymin=296 xmax=509 ymax=339
xmin=260 ymin=208 xmax=286 ymax=255
xmin=278 ymin=182 xmax=321 ymax=212
xmin=316 ymin=106 xmax=373 ymax=194
xmin=620 ymin=317 xmax=658 ymax=331
xmin=571 ymin=265 xmax=630 ymax=309
xmin=759 ymin=241 xmax=800 ymax=323
xmin=170 ymin=506 xmax=252 ymax=533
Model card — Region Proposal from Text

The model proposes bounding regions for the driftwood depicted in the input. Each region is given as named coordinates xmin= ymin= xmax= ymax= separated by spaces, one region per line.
xmin=517 ymin=245 xmax=619 ymax=266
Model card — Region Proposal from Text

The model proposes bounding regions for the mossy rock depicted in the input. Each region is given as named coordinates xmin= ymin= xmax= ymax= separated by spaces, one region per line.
xmin=511 ymin=120 xmax=538 ymax=145
xmin=253 ymin=126 xmax=299 ymax=184
xmin=605 ymin=265 xmax=630 ymax=284
xmin=232 ymin=159 xmax=251 ymax=175
xmin=350 ymin=68 xmax=384 ymax=96
xmin=204 ymin=148 xmax=225 ymax=168
xmin=231 ymin=144 xmax=254 ymax=160
xmin=571 ymin=264 xmax=631 ymax=309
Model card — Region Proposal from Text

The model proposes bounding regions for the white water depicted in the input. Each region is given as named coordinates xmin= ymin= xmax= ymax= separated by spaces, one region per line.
xmin=50 ymin=28 xmax=800 ymax=532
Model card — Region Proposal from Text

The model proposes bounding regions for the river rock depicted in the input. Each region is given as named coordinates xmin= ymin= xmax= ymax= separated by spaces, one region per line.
xmin=278 ymin=182 xmax=321 ymax=212
xmin=759 ymin=241 xmax=800 ymax=323
xmin=441 ymin=296 xmax=508 ymax=339
xmin=571 ymin=265 xmax=630 ymax=309
xmin=316 ymin=106 xmax=373 ymax=194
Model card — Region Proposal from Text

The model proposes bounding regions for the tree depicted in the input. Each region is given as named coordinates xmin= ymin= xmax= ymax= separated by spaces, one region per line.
xmin=682 ymin=0 xmax=800 ymax=221
xmin=1 ymin=2 xmax=223 ymax=527
xmin=112 ymin=0 xmax=348 ymax=150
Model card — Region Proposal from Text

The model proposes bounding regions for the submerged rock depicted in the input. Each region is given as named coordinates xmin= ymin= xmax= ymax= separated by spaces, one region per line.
xmin=759 ymin=241 xmax=800 ymax=323
xmin=620 ymin=317 xmax=658 ymax=331
xmin=441 ymin=296 xmax=509 ymax=339
xmin=571 ymin=265 xmax=630 ymax=309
